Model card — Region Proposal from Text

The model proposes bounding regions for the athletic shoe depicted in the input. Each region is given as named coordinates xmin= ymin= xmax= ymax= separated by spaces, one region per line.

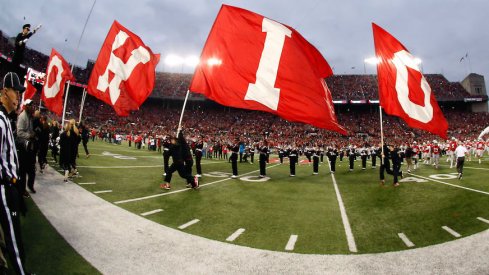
xmin=313 ymin=172 xmax=318 ymax=175
xmin=194 ymin=176 xmax=199 ymax=189
xmin=259 ymin=175 xmax=265 ymax=178
xmin=231 ymin=175 xmax=237 ymax=179
xmin=458 ymin=173 xmax=463 ymax=180
xmin=196 ymin=174 xmax=202 ymax=178
xmin=380 ymin=180 xmax=385 ymax=186
xmin=23 ymin=192 xmax=30 ymax=198
xmin=160 ymin=183 xmax=171 ymax=190
xmin=393 ymin=182 xmax=400 ymax=187
xmin=290 ymin=174 xmax=295 ymax=177
xmin=186 ymin=183 xmax=192 ymax=188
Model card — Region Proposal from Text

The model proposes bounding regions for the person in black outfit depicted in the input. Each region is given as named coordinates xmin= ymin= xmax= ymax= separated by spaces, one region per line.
xmin=59 ymin=122 xmax=72 ymax=182
xmin=12 ymin=24 xmax=40 ymax=74
xmin=380 ymin=144 xmax=402 ymax=186
xmin=37 ymin=115 xmax=50 ymax=174
xmin=229 ymin=141 xmax=239 ymax=178
xmin=360 ymin=146 xmax=368 ymax=170
xmin=50 ymin=121 xmax=60 ymax=162
xmin=278 ymin=146 xmax=285 ymax=164
xmin=16 ymin=100 xmax=37 ymax=197
xmin=68 ymin=119 xmax=81 ymax=177
xmin=370 ymin=146 xmax=378 ymax=168
xmin=162 ymin=136 xmax=171 ymax=176
xmin=288 ymin=146 xmax=298 ymax=177
xmin=348 ymin=146 xmax=356 ymax=172
xmin=259 ymin=141 xmax=268 ymax=177
xmin=0 ymin=72 xmax=32 ymax=275
xmin=312 ymin=147 xmax=320 ymax=175
xmin=327 ymin=147 xmax=338 ymax=173
xmin=161 ymin=129 xmax=198 ymax=190
xmin=78 ymin=121 xmax=90 ymax=158
xmin=194 ymin=138 xmax=203 ymax=177
xmin=391 ymin=145 xmax=403 ymax=186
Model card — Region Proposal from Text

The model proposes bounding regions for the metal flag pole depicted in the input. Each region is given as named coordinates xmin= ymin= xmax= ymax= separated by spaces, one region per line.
xmin=78 ymin=88 xmax=87 ymax=122
xmin=61 ymin=0 xmax=97 ymax=126
xmin=379 ymin=105 xmax=385 ymax=159
xmin=177 ymin=90 xmax=191 ymax=135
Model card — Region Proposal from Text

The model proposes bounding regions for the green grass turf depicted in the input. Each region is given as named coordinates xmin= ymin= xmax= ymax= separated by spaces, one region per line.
xmin=46 ymin=141 xmax=489 ymax=255
xmin=10 ymin=199 xmax=100 ymax=274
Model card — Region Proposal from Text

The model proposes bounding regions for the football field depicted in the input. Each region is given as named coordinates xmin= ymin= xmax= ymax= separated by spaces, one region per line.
xmin=50 ymin=140 xmax=489 ymax=255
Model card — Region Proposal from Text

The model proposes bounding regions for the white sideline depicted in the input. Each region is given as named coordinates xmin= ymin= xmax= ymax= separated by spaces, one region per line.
xmin=78 ymin=182 xmax=96 ymax=185
xmin=226 ymin=228 xmax=245 ymax=242
xmin=178 ymin=219 xmax=200 ymax=230
xmin=398 ymin=233 xmax=415 ymax=248
xmin=442 ymin=226 xmax=461 ymax=238
xmin=30 ymin=166 xmax=489 ymax=274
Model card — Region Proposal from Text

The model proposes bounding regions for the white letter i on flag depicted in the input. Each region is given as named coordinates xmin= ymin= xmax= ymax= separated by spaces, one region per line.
xmin=245 ymin=18 xmax=292 ymax=111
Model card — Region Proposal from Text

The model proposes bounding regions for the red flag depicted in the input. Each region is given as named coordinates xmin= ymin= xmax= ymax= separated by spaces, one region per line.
xmin=372 ymin=23 xmax=448 ymax=139
xmin=87 ymin=21 xmax=160 ymax=116
xmin=24 ymin=80 xmax=37 ymax=100
xmin=41 ymin=49 xmax=75 ymax=116
xmin=189 ymin=5 xmax=346 ymax=134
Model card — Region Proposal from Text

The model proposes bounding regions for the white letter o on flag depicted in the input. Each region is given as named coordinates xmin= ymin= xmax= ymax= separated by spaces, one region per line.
xmin=392 ymin=50 xmax=433 ymax=123
xmin=44 ymin=56 xmax=64 ymax=99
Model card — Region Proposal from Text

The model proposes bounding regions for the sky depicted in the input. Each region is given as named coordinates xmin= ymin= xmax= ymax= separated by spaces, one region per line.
xmin=1 ymin=0 xmax=488 ymax=86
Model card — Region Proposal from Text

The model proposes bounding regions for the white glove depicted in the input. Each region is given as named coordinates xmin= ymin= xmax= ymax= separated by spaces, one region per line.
xmin=33 ymin=24 xmax=42 ymax=32
xmin=22 ymin=38 xmax=29 ymax=44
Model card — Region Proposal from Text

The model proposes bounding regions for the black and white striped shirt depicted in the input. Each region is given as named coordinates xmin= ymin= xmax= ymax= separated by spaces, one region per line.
xmin=0 ymin=106 xmax=19 ymax=182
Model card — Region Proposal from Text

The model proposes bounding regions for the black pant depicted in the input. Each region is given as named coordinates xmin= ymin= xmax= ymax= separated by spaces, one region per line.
xmin=329 ymin=158 xmax=337 ymax=172
xmin=164 ymin=162 xmax=193 ymax=185
xmin=372 ymin=155 xmax=377 ymax=167
xmin=231 ymin=153 xmax=238 ymax=176
xmin=313 ymin=156 xmax=319 ymax=173
xmin=195 ymin=152 xmax=202 ymax=175
xmin=163 ymin=151 xmax=170 ymax=174
xmin=82 ymin=139 xmax=89 ymax=155
xmin=361 ymin=155 xmax=367 ymax=169
xmin=380 ymin=158 xmax=394 ymax=180
xmin=0 ymin=184 xmax=27 ymax=274
xmin=259 ymin=154 xmax=266 ymax=176
xmin=349 ymin=155 xmax=355 ymax=170
xmin=456 ymin=157 xmax=465 ymax=174
xmin=18 ymin=148 xmax=36 ymax=193
xmin=239 ymin=152 xmax=243 ymax=163
xmin=250 ymin=153 xmax=254 ymax=163
xmin=289 ymin=156 xmax=297 ymax=175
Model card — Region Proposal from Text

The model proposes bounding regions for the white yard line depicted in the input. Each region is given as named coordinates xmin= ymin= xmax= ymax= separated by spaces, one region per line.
xmin=327 ymin=160 xmax=357 ymax=253
xmin=398 ymin=233 xmax=415 ymax=248
xmin=141 ymin=209 xmax=164 ymax=216
xmin=78 ymin=162 xmax=222 ymax=169
xmin=79 ymin=182 xmax=96 ymax=185
xmin=408 ymin=173 xmax=489 ymax=196
xmin=94 ymin=190 xmax=113 ymax=194
xmin=442 ymin=226 xmax=461 ymax=238
xmin=285 ymin=235 xmax=298 ymax=251
xmin=178 ymin=219 xmax=200 ymax=230
xmin=226 ymin=228 xmax=246 ymax=242
xmin=477 ymin=217 xmax=489 ymax=224
xmin=114 ymin=164 xmax=281 ymax=204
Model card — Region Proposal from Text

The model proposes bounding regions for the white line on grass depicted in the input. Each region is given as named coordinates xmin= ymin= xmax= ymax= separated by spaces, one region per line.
xmin=78 ymin=182 xmax=96 ymax=185
xmin=398 ymin=233 xmax=415 ymax=247
xmin=114 ymin=163 xmax=281 ymax=204
xmin=94 ymin=190 xmax=112 ymax=194
xmin=178 ymin=219 xmax=200 ymax=230
xmin=442 ymin=226 xmax=461 ymax=238
xmin=439 ymin=164 xmax=489 ymax=171
xmin=327 ymin=160 xmax=357 ymax=253
xmin=78 ymin=162 xmax=221 ymax=169
xmin=408 ymin=173 xmax=489 ymax=196
xmin=477 ymin=217 xmax=489 ymax=224
xmin=140 ymin=209 xmax=164 ymax=216
xmin=226 ymin=228 xmax=245 ymax=242
xmin=285 ymin=235 xmax=298 ymax=251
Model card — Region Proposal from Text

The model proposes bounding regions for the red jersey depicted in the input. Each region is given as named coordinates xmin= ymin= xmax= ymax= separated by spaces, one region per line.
xmin=449 ymin=141 xmax=457 ymax=151
xmin=477 ymin=141 xmax=485 ymax=150
xmin=431 ymin=144 xmax=440 ymax=155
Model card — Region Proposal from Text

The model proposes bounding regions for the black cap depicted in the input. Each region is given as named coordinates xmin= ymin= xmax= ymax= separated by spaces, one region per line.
xmin=23 ymin=24 xmax=31 ymax=29
xmin=2 ymin=72 xmax=25 ymax=93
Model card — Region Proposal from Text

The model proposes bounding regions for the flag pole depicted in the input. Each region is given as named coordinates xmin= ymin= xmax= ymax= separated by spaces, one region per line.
xmin=61 ymin=0 xmax=97 ymax=126
xmin=379 ymin=105 xmax=385 ymax=159
xmin=78 ymin=88 xmax=87 ymax=122
xmin=177 ymin=90 xmax=190 ymax=135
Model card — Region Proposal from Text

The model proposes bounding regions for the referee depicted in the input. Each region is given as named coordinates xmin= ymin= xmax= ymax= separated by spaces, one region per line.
xmin=1 ymin=72 xmax=29 ymax=274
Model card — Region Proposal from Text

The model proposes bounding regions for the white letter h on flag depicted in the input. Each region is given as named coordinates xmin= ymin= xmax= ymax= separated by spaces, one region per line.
xmin=97 ymin=31 xmax=151 ymax=105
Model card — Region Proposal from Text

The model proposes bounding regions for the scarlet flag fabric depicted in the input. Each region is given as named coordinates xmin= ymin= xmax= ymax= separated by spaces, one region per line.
xmin=189 ymin=5 xmax=346 ymax=134
xmin=87 ymin=21 xmax=160 ymax=116
xmin=372 ymin=23 xmax=448 ymax=139
xmin=41 ymin=49 xmax=75 ymax=116
xmin=24 ymin=80 xmax=37 ymax=100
